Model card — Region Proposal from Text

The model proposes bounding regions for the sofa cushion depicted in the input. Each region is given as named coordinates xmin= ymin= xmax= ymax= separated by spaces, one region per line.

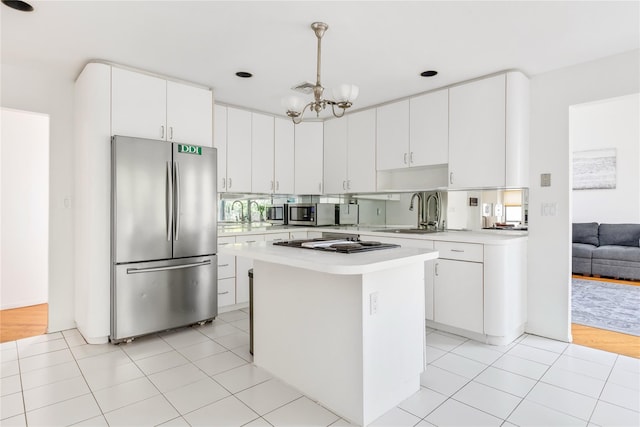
xmin=573 ymin=243 xmax=596 ymax=258
xmin=598 ymin=223 xmax=640 ymax=247
xmin=572 ymin=222 xmax=599 ymax=246
xmin=593 ymin=245 xmax=640 ymax=263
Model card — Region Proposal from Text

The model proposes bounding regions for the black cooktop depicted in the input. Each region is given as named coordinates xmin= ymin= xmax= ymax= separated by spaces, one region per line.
xmin=272 ymin=238 xmax=400 ymax=254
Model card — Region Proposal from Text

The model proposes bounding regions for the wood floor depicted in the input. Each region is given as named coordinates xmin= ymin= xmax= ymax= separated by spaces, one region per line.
xmin=0 ymin=303 xmax=48 ymax=343
xmin=1 ymin=280 xmax=638 ymax=359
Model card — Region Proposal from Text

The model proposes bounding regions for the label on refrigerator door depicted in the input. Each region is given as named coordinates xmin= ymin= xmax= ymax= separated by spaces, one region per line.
xmin=178 ymin=144 xmax=202 ymax=155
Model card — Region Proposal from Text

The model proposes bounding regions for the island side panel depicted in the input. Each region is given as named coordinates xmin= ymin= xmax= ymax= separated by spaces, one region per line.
xmin=252 ymin=260 xmax=365 ymax=424
xmin=361 ymin=263 xmax=425 ymax=425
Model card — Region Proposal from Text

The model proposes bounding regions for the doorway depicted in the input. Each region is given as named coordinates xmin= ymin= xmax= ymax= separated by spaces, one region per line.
xmin=0 ymin=108 xmax=50 ymax=343
xmin=569 ymin=94 xmax=640 ymax=358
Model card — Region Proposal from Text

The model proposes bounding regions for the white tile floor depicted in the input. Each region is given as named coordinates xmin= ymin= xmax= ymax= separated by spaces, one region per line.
xmin=1 ymin=309 xmax=639 ymax=427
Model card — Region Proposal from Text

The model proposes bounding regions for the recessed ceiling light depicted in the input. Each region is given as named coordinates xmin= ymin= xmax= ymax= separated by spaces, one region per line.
xmin=235 ymin=71 xmax=253 ymax=78
xmin=420 ymin=70 xmax=438 ymax=77
xmin=2 ymin=0 xmax=34 ymax=12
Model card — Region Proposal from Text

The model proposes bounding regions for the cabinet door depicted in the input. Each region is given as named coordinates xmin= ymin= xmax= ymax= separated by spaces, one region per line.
xmin=235 ymin=234 xmax=265 ymax=304
xmin=409 ymin=89 xmax=448 ymax=167
xmin=294 ymin=122 xmax=324 ymax=194
xmin=112 ymin=67 xmax=166 ymax=140
xmin=449 ymin=74 xmax=506 ymax=188
xmin=213 ymin=105 xmax=228 ymax=192
xmin=166 ymin=81 xmax=213 ymax=147
xmin=376 ymin=100 xmax=409 ymax=171
xmin=347 ymin=109 xmax=376 ymax=193
xmin=218 ymin=278 xmax=236 ymax=308
xmin=274 ymin=118 xmax=295 ymax=194
xmin=323 ymin=118 xmax=348 ymax=194
xmin=251 ymin=113 xmax=275 ymax=194
xmin=434 ymin=259 xmax=483 ymax=333
xmin=226 ymin=107 xmax=252 ymax=192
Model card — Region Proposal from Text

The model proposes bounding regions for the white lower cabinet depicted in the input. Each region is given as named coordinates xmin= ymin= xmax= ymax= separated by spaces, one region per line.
xmin=217 ymin=236 xmax=236 ymax=309
xmin=433 ymin=259 xmax=483 ymax=334
xmin=217 ymin=278 xmax=236 ymax=307
xmin=235 ymin=234 xmax=266 ymax=304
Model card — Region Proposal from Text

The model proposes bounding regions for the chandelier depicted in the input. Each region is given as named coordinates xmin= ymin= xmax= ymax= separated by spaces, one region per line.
xmin=283 ymin=22 xmax=359 ymax=124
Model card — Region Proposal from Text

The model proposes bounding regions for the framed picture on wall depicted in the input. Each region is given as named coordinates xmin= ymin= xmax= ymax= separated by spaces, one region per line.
xmin=572 ymin=148 xmax=617 ymax=190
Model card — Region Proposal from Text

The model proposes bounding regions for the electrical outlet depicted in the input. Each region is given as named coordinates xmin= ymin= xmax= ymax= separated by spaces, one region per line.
xmin=370 ymin=292 xmax=379 ymax=315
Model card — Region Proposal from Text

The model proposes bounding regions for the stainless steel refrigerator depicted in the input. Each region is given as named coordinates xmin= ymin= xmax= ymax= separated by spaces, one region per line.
xmin=111 ymin=135 xmax=217 ymax=343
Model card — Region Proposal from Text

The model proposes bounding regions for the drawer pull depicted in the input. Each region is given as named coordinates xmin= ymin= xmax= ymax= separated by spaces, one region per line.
xmin=218 ymin=291 xmax=230 ymax=295
xmin=219 ymin=243 xmax=229 ymax=246
xmin=451 ymin=249 xmax=465 ymax=253
xmin=219 ymin=264 xmax=229 ymax=267
xmin=244 ymin=240 xmax=256 ymax=243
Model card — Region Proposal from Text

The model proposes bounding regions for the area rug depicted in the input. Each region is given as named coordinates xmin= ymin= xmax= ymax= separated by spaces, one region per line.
xmin=572 ymin=278 xmax=640 ymax=336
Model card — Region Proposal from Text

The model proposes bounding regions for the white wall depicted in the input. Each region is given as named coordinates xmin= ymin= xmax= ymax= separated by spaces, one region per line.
xmin=1 ymin=63 xmax=76 ymax=331
xmin=570 ymin=94 xmax=640 ymax=223
xmin=528 ymin=49 xmax=640 ymax=341
xmin=1 ymin=108 xmax=49 ymax=309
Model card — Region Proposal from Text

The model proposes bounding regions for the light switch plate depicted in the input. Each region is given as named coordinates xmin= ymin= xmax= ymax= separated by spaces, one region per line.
xmin=541 ymin=173 xmax=551 ymax=187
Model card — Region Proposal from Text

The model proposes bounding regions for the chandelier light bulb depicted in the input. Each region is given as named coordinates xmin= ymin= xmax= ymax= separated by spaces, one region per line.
xmin=332 ymin=84 xmax=359 ymax=103
xmin=281 ymin=95 xmax=305 ymax=114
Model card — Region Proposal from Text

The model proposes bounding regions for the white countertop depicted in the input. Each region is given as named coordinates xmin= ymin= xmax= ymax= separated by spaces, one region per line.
xmin=219 ymin=241 xmax=438 ymax=275
xmin=218 ymin=224 xmax=527 ymax=245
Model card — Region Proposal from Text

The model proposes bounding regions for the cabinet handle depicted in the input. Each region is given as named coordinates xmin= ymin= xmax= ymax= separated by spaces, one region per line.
xmin=347 ymin=180 xmax=351 ymax=190
xmin=435 ymin=263 xmax=439 ymax=276
xmin=410 ymin=152 xmax=414 ymax=164
xmin=271 ymin=180 xmax=274 ymax=190
xmin=451 ymin=249 xmax=465 ymax=253
xmin=228 ymin=178 xmax=232 ymax=188
xmin=218 ymin=291 xmax=230 ymax=295
xmin=219 ymin=263 xmax=229 ymax=267
xmin=449 ymin=172 xmax=454 ymax=184
xmin=245 ymin=240 xmax=256 ymax=243
xmin=343 ymin=180 xmax=346 ymax=190
xmin=169 ymin=126 xmax=174 ymax=140
xmin=276 ymin=181 xmax=280 ymax=191
xmin=221 ymin=177 xmax=226 ymax=189
xmin=161 ymin=125 xmax=165 ymax=139
xmin=318 ymin=182 xmax=322 ymax=193
xmin=403 ymin=153 xmax=408 ymax=164
xmin=218 ymin=243 xmax=229 ymax=246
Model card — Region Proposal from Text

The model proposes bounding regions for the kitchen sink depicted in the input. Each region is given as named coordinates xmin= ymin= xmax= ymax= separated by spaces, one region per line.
xmin=373 ymin=228 xmax=440 ymax=234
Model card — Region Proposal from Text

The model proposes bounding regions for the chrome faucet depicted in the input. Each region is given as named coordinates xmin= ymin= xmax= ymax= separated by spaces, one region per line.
xmin=409 ymin=193 xmax=426 ymax=228
xmin=426 ymin=193 xmax=440 ymax=230
xmin=231 ymin=200 xmax=245 ymax=222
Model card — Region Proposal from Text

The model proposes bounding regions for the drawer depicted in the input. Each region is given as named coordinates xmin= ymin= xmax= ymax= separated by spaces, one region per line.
xmin=235 ymin=234 xmax=266 ymax=244
xmin=218 ymin=254 xmax=236 ymax=279
xmin=265 ymin=232 xmax=290 ymax=242
xmin=218 ymin=236 xmax=235 ymax=251
xmin=218 ymin=277 xmax=236 ymax=307
xmin=434 ymin=241 xmax=483 ymax=262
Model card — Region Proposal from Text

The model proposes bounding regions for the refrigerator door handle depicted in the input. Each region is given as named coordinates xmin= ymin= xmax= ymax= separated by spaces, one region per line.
xmin=174 ymin=161 xmax=181 ymax=241
xmin=126 ymin=259 xmax=212 ymax=274
xmin=166 ymin=161 xmax=173 ymax=241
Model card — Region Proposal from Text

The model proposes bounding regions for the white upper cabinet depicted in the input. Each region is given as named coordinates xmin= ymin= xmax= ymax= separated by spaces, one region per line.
xmin=226 ymin=107 xmax=252 ymax=192
xmin=213 ymin=105 xmax=228 ymax=192
xmin=111 ymin=67 xmax=212 ymax=146
xmin=166 ymin=81 xmax=213 ymax=147
xmin=274 ymin=118 xmax=295 ymax=194
xmin=112 ymin=68 xmax=166 ymax=140
xmin=376 ymin=100 xmax=410 ymax=170
xmin=347 ymin=109 xmax=377 ymax=193
xmin=295 ymin=121 xmax=324 ymax=195
xmin=323 ymin=118 xmax=348 ymax=194
xmin=448 ymin=71 xmax=529 ymax=189
xmin=409 ymin=89 xmax=448 ymax=167
xmin=251 ymin=113 xmax=275 ymax=194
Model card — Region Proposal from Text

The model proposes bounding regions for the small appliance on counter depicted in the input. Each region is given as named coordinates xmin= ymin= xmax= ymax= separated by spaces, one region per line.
xmin=265 ymin=204 xmax=288 ymax=225
xmin=336 ymin=204 xmax=359 ymax=225
xmin=288 ymin=203 xmax=336 ymax=226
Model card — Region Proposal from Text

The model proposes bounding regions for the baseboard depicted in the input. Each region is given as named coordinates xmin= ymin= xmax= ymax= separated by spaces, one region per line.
xmin=0 ymin=299 xmax=47 ymax=311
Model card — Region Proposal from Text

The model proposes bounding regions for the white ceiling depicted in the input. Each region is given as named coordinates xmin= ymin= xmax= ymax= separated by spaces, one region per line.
xmin=2 ymin=1 xmax=639 ymax=118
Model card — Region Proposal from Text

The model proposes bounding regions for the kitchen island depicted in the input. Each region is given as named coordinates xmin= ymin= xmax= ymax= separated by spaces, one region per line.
xmin=220 ymin=241 xmax=438 ymax=426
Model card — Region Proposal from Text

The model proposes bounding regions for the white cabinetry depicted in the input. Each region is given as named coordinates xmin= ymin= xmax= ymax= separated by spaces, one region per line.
xmin=251 ymin=113 xmax=275 ymax=194
xmin=213 ymin=105 xmax=228 ymax=192
xmin=448 ymin=71 xmax=529 ymax=189
xmin=409 ymin=89 xmax=449 ymax=166
xmin=235 ymin=234 xmax=266 ymax=304
xmin=274 ymin=118 xmax=295 ymax=194
xmin=226 ymin=107 xmax=252 ymax=192
xmin=217 ymin=236 xmax=236 ymax=308
xmin=376 ymin=100 xmax=410 ymax=170
xmin=111 ymin=67 xmax=212 ymax=146
xmin=295 ymin=121 xmax=324 ymax=194
xmin=324 ymin=110 xmax=377 ymax=194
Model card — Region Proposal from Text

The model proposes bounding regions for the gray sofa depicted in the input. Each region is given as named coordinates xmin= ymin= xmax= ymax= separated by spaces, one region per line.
xmin=572 ymin=222 xmax=640 ymax=280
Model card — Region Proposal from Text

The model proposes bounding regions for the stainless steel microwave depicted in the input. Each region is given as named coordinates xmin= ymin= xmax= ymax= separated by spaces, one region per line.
xmin=265 ymin=204 xmax=287 ymax=225
xmin=288 ymin=203 xmax=336 ymax=226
